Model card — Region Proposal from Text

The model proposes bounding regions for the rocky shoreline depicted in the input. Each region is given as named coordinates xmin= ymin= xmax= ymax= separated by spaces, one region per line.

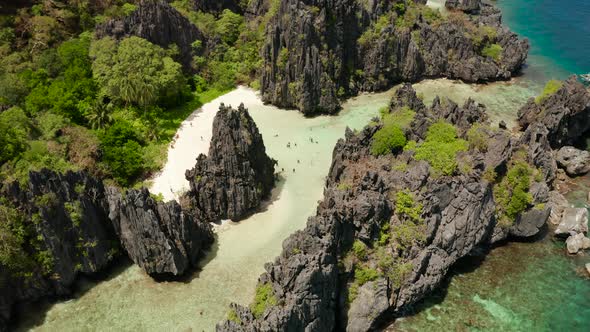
xmin=216 ymin=77 xmax=590 ymax=331
xmin=260 ymin=0 xmax=528 ymax=115
xmin=0 ymin=104 xmax=276 ymax=330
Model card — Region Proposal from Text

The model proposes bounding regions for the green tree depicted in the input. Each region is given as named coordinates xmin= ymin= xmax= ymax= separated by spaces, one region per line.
xmin=414 ymin=121 xmax=468 ymax=176
xmin=371 ymin=124 xmax=407 ymax=156
xmin=86 ymin=99 xmax=113 ymax=129
xmin=90 ymin=36 xmax=185 ymax=107
xmin=100 ymin=121 xmax=145 ymax=185
xmin=0 ymin=107 xmax=31 ymax=165
xmin=216 ymin=9 xmax=244 ymax=45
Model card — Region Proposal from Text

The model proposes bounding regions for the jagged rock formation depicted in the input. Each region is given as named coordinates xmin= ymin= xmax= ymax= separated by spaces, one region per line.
xmin=445 ymin=0 xmax=482 ymax=14
xmin=217 ymin=85 xmax=550 ymax=331
xmin=0 ymin=169 xmax=213 ymax=328
xmin=96 ymin=0 xmax=205 ymax=70
xmin=185 ymin=103 xmax=276 ymax=222
xmin=0 ymin=169 xmax=119 ymax=330
xmin=107 ymin=188 xmax=214 ymax=276
xmin=517 ymin=76 xmax=590 ymax=149
xmin=260 ymin=0 xmax=528 ymax=115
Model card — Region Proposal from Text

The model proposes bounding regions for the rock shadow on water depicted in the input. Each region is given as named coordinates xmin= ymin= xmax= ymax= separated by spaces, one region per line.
xmin=207 ymin=173 xmax=287 ymax=226
xmin=155 ymin=174 xmax=287 ymax=283
xmin=12 ymin=255 xmax=134 ymax=332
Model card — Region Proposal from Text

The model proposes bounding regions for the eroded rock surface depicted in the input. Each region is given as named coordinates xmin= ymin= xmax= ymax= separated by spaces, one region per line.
xmin=217 ymin=85 xmax=548 ymax=331
xmin=185 ymin=103 xmax=276 ymax=222
xmin=107 ymin=188 xmax=213 ymax=276
xmin=0 ymin=168 xmax=214 ymax=328
xmin=0 ymin=169 xmax=119 ymax=330
xmin=566 ymin=232 xmax=590 ymax=254
xmin=260 ymin=0 xmax=528 ymax=115
xmin=555 ymin=208 xmax=589 ymax=237
xmin=555 ymin=146 xmax=590 ymax=176
xmin=517 ymin=76 xmax=590 ymax=148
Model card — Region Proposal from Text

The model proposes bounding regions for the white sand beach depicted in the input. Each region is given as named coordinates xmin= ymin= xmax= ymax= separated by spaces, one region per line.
xmin=149 ymin=86 xmax=262 ymax=201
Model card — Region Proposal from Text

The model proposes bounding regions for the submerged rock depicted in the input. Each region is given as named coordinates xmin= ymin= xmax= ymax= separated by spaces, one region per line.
xmin=565 ymin=233 xmax=590 ymax=254
xmin=555 ymin=208 xmax=589 ymax=237
xmin=555 ymin=146 xmax=590 ymax=176
xmin=107 ymin=188 xmax=213 ymax=276
xmin=185 ymin=103 xmax=276 ymax=222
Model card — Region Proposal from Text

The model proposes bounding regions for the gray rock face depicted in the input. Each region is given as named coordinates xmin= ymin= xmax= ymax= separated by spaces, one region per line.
xmin=107 ymin=188 xmax=213 ymax=276
xmin=546 ymin=191 xmax=569 ymax=225
xmin=555 ymin=208 xmax=589 ymax=237
xmin=517 ymin=76 xmax=590 ymax=149
xmin=0 ymin=168 xmax=214 ymax=327
xmin=510 ymin=208 xmax=550 ymax=238
xmin=555 ymin=146 xmax=590 ymax=176
xmin=347 ymin=279 xmax=390 ymax=331
xmin=185 ymin=103 xmax=276 ymax=223
xmin=565 ymin=232 xmax=590 ymax=254
xmin=0 ymin=169 xmax=119 ymax=330
xmin=96 ymin=1 xmax=205 ymax=70
xmin=216 ymin=85 xmax=548 ymax=332
xmin=445 ymin=0 xmax=481 ymax=13
xmin=260 ymin=0 xmax=528 ymax=115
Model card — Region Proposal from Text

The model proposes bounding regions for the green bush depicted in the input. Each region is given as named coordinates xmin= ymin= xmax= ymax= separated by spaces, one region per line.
xmin=64 ymin=201 xmax=83 ymax=227
xmin=383 ymin=106 xmax=415 ymax=129
xmin=393 ymin=190 xmax=426 ymax=250
xmin=493 ymin=160 xmax=533 ymax=226
xmin=354 ymin=266 xmax=379 ymax=285
xmin=371 ymin=124 xmax=407 ymax=156
xmin=392 ymin=220 xmax=426 ymax=251
xmin=467 ymin=124 xmax=489 ymax=152
xmin=250 ymin=283 xmax=277 ymax=319
xmin=352 ymin=240 xmax=368 ymax=261
xmin=535 ymin=80 xmax=563 ymax=104
xmin=376 ymin=248 xmax=413 ymax=289
xmin=227 ymin=309 xmax=241 ymax=324
xmin=100 ymin=121 xmax=145 ymax=186
xmin=395 ymin=190 xmax=422 ymax=222
xmin=414 ymin=121 xmax=468 ymax=176
xmin=0 ymin=107 xmax=30 ymax=164
xmin=481 ymin=43 xmax=503 ymax=61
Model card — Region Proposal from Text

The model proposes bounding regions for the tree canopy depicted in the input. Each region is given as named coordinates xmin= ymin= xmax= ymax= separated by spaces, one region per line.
xmin=90 ymin=36 xmax=185 ymax=107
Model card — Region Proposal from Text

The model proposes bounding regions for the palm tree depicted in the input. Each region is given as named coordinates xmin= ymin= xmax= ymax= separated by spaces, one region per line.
xmin=87 ymin=99 xmax=113 ymax=130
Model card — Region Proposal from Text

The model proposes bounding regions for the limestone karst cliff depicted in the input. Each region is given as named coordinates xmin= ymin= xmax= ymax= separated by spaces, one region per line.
xmin=0 ymin=169 xmax=214 ymax=329
xmin=185 ymin=103 xmax=276 ymax=223
xmin=259 ymin=0 xmax=528 ymax=115
xmin=217 ymin=84 xmax=553 ymax=331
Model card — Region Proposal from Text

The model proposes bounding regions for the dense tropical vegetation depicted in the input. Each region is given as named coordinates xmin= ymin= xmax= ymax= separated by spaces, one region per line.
xmin=0 ymin=0 xmax=262 ymax=187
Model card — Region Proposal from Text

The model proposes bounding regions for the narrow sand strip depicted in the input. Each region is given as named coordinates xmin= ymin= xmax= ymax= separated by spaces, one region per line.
xmin=149 ymin=86 xmax=260 ymax=201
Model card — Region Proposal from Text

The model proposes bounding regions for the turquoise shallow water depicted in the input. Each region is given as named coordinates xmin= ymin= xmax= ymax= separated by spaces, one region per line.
xmin=495 ymin=0 xmax=590 ymax=79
